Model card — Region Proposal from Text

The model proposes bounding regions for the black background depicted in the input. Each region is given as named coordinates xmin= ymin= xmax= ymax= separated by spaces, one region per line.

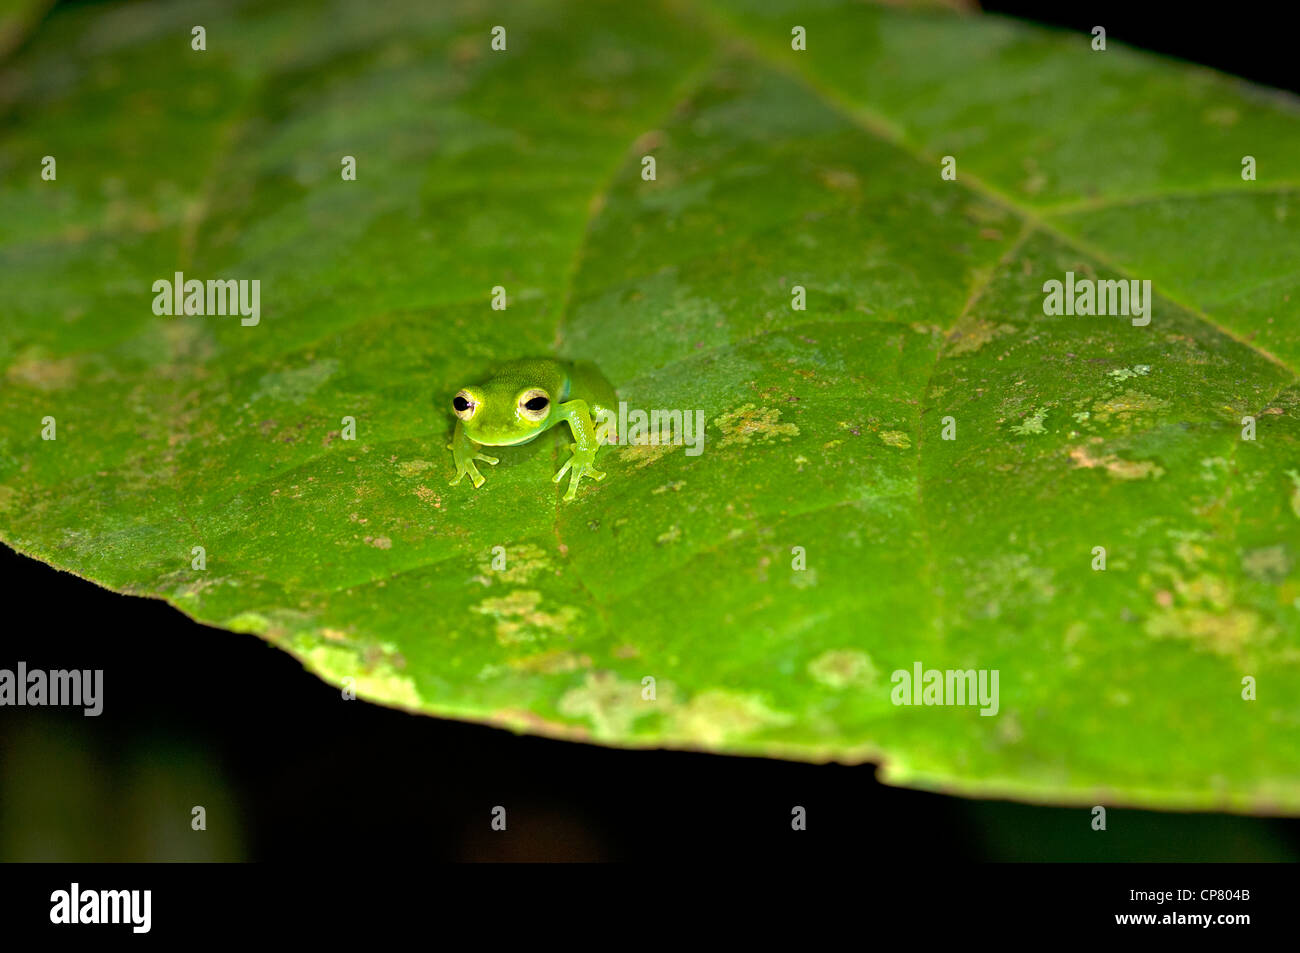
xmin=984 ymin=1 xmax=1299 ymax=96
xmin=1 ymin=1 xmax=1298 ymax=863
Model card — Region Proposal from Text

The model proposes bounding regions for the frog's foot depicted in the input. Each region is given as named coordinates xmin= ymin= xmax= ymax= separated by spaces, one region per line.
xmin=553 ymin=443 xmax=606 ymax=501
xmin=449 ymin=460 xmax=485 ymax=489
xmin=448 ymin=449 xmax=497 ymax=489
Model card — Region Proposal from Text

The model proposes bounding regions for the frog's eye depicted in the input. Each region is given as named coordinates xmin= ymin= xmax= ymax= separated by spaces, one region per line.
xmin=518 ymin=388 xmax=550 ymax=422
xmin=452 ymin=390 xmax=478 ymax=421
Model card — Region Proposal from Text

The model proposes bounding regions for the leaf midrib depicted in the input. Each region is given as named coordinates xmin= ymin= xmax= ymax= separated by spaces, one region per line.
xmin=542 ymin=0 xmax=1299 ymax=659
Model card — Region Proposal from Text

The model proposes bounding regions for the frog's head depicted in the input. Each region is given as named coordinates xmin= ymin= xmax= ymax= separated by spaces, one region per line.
xmin=452 ymin=378 xmax=553 ymax=446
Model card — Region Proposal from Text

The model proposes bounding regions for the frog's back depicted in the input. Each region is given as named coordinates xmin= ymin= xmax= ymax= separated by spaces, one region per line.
xmin=563 ymin=359 xmax=618 ymax=416
xmin=487 ymin=358 xmax=570 ymax=397
xmin=483 ymin=356 xmax=617 ymax=423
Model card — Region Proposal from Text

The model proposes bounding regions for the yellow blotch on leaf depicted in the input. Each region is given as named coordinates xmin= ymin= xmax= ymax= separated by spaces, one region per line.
xmin=715 ymin=404 xmax=800 ymax=448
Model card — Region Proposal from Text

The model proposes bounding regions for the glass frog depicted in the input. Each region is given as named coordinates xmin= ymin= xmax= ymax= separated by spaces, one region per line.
xmin=448 ymin=358 xmax=618 ymax=502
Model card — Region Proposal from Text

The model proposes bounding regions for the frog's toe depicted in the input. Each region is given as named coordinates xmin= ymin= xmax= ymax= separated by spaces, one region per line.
xmin=474 ymin=452 xmax=499 ymax=465
xmin=451 ymin=460 xmax=486 ymax=488
xmin=588 ymin=467 xmax=606 ymax=482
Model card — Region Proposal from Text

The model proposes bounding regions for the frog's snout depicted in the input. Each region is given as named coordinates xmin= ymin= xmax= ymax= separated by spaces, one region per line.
xmin=466 ymin=424 xmax=542 ymax=447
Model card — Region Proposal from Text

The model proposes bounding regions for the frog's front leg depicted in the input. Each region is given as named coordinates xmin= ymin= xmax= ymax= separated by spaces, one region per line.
xmin=552 ymin=399 xmax=607 ymax=501
xmin=447 ymin=420 xmax=499 ymax=489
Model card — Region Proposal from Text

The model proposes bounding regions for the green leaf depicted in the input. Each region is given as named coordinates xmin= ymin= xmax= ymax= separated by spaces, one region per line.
xmin=3 ymin=0 xmax=1298 ymax=812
